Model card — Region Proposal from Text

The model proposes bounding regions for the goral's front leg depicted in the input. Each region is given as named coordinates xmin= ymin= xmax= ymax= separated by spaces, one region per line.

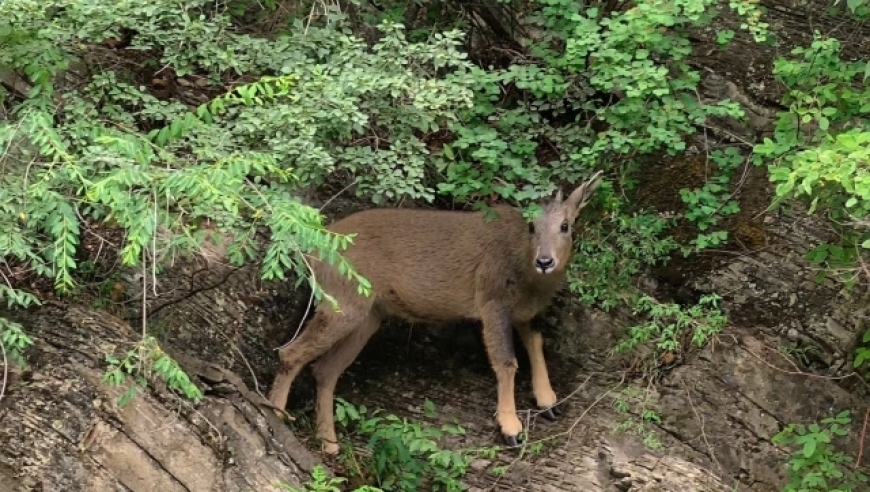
xmin=516 ymin=321 xmax=562 ymax=421
xmin=480 ymin=300 xmax=523 ymax=446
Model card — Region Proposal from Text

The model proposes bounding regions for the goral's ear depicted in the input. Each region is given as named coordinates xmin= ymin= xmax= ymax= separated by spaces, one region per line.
xmin=564 ymin=170 xmax=604 ymax=222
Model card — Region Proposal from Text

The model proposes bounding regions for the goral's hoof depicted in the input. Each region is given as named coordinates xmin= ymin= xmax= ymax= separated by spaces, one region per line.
xmin=540 ymin=405 xmax=563 ymax=421
xmin=272 ymin=407 xmax=291 ymax=422
xmin=503 ymin=432 xmax=524 ymax=448
xmin=322 ymin=441 xmax=340 ymax=456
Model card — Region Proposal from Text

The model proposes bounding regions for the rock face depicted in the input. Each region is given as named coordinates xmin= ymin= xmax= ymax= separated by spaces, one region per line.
xmin=0 ymin=301 xmax=320 ymax=492
xmin=2 ymin=242 xmax=865 ymax=492
xmin=0 ymin=251 xmax=746 ymax=492
xmin=336 ymin=279 xmax=865 ymax=491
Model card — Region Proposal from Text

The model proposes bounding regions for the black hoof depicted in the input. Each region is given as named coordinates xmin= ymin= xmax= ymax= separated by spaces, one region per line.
xmin=540 ymin=405 xmax=563 ymax=421
xmin=503 ymin=433 xmax=523 ymax=447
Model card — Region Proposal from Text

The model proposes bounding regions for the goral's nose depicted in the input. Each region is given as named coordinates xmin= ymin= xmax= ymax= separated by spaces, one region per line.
xmin=535 ymin=257 xmax=554 ymax=270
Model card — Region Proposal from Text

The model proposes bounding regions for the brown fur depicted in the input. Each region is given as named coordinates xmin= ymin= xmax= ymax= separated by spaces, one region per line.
xmin=268 ymin=171 xmax=604 ymax=454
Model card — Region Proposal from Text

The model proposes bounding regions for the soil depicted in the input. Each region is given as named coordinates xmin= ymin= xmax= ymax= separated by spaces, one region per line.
xmin=2 ymin=0 xmax=870 ymax=491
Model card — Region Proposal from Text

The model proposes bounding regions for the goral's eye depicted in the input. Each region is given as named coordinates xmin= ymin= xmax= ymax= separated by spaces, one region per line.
xmin=560 ymin=221 xmax=569 ymax=233
xmin=528 ymin=222 xmax=535 ymax=234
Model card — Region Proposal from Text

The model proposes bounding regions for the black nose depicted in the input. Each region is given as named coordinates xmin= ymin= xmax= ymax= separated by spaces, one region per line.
xmin=536 ymin=257 xmax=555 ymax=270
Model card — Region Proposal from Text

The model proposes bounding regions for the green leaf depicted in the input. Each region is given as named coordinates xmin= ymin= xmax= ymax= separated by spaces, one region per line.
xmin=818 ymin=116 xmax=829 ymax=131
xmin=855 ymin=350 xmax=869 ymax=368
xmin=802 ymin=438 xmax=817 ymax=458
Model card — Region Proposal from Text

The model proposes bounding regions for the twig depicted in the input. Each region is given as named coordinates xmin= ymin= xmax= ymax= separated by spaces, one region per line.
xmin=285 ymin=287 xmax=316 ymax=349
xmin=141 ymin=251 xmax=147 ymax=339
xmin=72 ymin=206 xmax=118 ymax=264
xmin=486 ymin=372 xmax=626 ymax=491
xmin=681 ymin=375 xmax=722 ymax=473
xmin=145 ymin=265 xmax=243 ymax=319
xmin=857 ymin=406 xmax=869 ymax=470
xmin=701 ymin=153 xmax=754 ymax=220
xmin=0 ymin=118 xmax=26 ymax=177
xmin=178 ymin=395 xmax=224 ymax=443
xmin=0 ymin=336 xmax=7 ymax=404
xmin=699 ymin=123 xmax=757 ymax=148
xmin=303 ymin=0 xmax=318 ymax=34
xmin=856 ymin=250 xmax=870 ymax=285
xmin=0 ymin=268 xmax=15 ymax=290
xmin=732 ymin=334 xmax=857 ymax=381
xmin=216 ymin=325 xmax=266 ymax=397
xmin=241 ymin=175 xmax=321 ymax=351
xmin=275 ymin=243 xmax=318 ymax=351
xmin=152 ymin=193 xmax=159 ymax=297
xmin=319 ymin=177 xmax=360 ymax=212
xmin=529 ymin=371 xmax=598 ymax=419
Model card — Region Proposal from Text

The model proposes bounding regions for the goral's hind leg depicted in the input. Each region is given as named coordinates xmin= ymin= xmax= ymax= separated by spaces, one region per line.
xmin=310 ymin=313 xmax=382 ymax=455
xmin=267 ymin=308 xmax=368 ymax=415
xmin=479 ymin=300 xmax=522 ymax=447
xmin=516 ymin=321 xmax=561 ymax=421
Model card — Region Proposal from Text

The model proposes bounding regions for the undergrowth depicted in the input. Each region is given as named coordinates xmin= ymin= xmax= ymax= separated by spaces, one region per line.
xmin=614 ymin=294 xmax=728 ymax=362
xmin=278 ymin=465 xmax=382 ymax=492
xmin=773 ymin=411 xmax=869 ymax=492
xmin=612 ymin=386 xmax=664 ymax=450
xmin=332 ymin=398 xmax=493 ymax=492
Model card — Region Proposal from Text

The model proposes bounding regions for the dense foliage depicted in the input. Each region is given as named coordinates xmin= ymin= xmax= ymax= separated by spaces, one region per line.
xmin=1 ymin=0 xmax=869 ymax=490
